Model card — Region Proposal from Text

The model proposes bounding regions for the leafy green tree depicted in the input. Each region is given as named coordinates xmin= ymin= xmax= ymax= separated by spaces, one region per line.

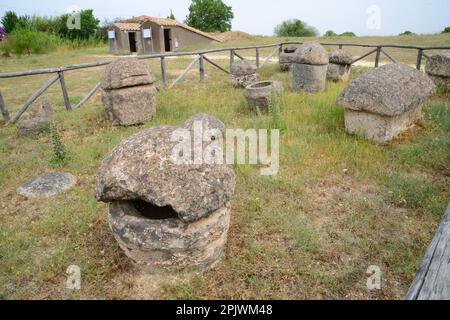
xmin=185 ymin=0 xmax=234 ymax=32
xmin=399 ymin=30 xmax=416 ymax=36
xmin=340 ymin=31 xmax=356 ymax=37
xmin=1 ymin=11 xmax=20 ymax=33
xmin=442 ymin=27 xmax=450 ymax=33
xmin=324 ymin=30 xmax=337 ymax=37
xmin=58 ymin=9 xmax=100 ymax=40
xmin=274 ymin=19 xmax=318 ymax=37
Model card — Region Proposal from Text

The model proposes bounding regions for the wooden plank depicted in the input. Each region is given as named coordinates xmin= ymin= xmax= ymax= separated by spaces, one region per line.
xmin=406 ymin=203 xmax=450 ymax=300
xmin=199 ymin=55 xmax=205 ymax=82
xmin=8 ymin=74 xmax=59 ymax=124
xmin=234 ymin=51 xmax=245 ymax=61
xmin=170 ymin=57 xmax=199 ymax=89
xmin=58 ymin=71 xmax=72 ymax=111
xmin=0 ymin=91 xmax=10 ymax=122
xmin=160 ymin=57 xmax=167 ymax=85
xmin=260 ymin=47 xmax=279 ymax=68
xmin=381 ymin=49 xmax=398 ymax=64
xmin=416 ymin=49 xmax=424 ymax=70
xmin=203 ymin=55 xmax=230 ymax=74
xmin=351 ymin=48 xmax=378 ymax=64
xmin=374 ymin=47 xmax=382 ymax=68
xmin=74 ymin=82 xmax=101 ymax=109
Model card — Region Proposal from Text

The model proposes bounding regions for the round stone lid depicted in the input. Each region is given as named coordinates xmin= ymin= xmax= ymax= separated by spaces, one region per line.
xmin=425 ymin=54 xmax=450 ymax=77
xmin=230 ymin=60 xmax=257 ymax=76
xmin=95 ymin=114 xmax=236 ymax=223
xmin=337 ymin=64 xmax=435 ymax=116
xmin=329 ymin=49 xmax=353 ymax=65
xmin=292 ymin=42 xmax=329 ymax=65
xmin=101 ymin=57 xmax=156 ymax=90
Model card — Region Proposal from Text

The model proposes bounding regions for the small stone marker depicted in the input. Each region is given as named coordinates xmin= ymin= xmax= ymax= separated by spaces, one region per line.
xmin=425 ymin=54 xmax=450 ymax=91
xmin=16 ymin=98 xmax=52 ymax=136
xmin=101 ymin=57 xmax=157 ymax=126
xmin=17 ymin=172 xmax=77 ymax=198
xmin=292 ymin=42 xmax=329 ymax=92
xmin=327 ymin=49 xmax=353 ymax=82
xmin=230 ymin=60 xmax=260 ymax=88
xmin=96 ymin=114 xmax=235 ymax=274
xmin=337 ymin=64 xmax=435 ymax=144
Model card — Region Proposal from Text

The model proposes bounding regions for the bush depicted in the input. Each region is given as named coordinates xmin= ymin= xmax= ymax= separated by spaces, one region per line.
xmin=443 ymin=27 xmax=450 ymax=33
xmin=339 ymin=32 xmax=356 ymax=37
xmin=324 ymin=30 xmax=337 ymax=37
xmin=274 ymin=19 xmax=318 ymax=37
xmin=399 ymin=31 xmax=416 ymax=36
xmin=3 ymin=28 xmax=58 ymax=55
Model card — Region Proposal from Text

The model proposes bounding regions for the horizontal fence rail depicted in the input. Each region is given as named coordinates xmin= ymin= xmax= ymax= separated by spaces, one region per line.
xmin=1 ymin=41 xmax=449 ymax=124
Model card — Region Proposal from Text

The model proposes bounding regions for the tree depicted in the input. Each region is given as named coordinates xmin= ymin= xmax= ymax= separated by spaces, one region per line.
xmin=399 ymin=30 xmax=416 ymax=36
xmin=442 ymin=27 xmax=450 ymax=33
xmin=324 ymin=30 xmax=337 ymax=37
xmin=1 ymin=11 xmax=20 ymax=33
xmin=274 ymin=19 xmax=318 ymax=37
xmin=340 ymin=31 xmax=356 ymax=37
xmin=167 ymin=9 xmax=176 ymax=20
xmin=185 ymin=0 xmax=233 ymax=32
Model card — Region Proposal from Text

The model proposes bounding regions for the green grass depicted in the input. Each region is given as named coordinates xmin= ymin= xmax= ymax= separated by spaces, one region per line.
xmin=0 ymin=34 xmax=449 ymax=300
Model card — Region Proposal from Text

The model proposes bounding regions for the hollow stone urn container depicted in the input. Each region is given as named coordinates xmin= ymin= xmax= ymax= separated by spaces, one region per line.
xmin=337 ymin=64 xmax=435 ymax=144
xmin=425 ymin=54 xmax=450 ymax=91
xmin=244 ymin=80 xmax=283 ymax=113
xmin=95 ymin=114 xmax=236 ymax=274
xmin=327 ymin=49 xmax=353 ymax=82
xmin=230 ymin=60 xmax=260 ymax=88
xmin=279 ymin=46 xmax=297 ymax=71
xmin=292 ymin=42 xmax=329 ymax=92
xmin=101 ymin=57 xmax=157 ymax=126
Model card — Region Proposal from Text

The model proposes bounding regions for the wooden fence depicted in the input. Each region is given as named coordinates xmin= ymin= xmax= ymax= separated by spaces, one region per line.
xmin=1 ymin=41 xmax=449 ymax=125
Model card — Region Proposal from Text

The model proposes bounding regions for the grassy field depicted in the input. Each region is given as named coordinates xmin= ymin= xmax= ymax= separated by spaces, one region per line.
xmin=0 ymin=34 xmax=449 ymax=299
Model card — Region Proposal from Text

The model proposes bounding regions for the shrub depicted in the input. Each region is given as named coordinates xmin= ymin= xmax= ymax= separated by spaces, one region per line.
xmin=324 ymin=30 xmax=338 ymax=37
xmin=339 ymin=32 xmax=356 ymax=37
xmin=442 ymin=27 xmax=450 ymax=33
xmin=49 ymin=122 xmax=69 ymax=167
xmin=4 ymin=28 xmax=58 ymax=55
xmin=399 ymin=31 xmax=416 ymax=36
xmin=274 ymin=19 xmax=318 ymax=37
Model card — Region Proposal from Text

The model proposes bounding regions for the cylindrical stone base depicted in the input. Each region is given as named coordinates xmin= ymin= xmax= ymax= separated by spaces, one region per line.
xmin=292 ymin=63 xmax=328 ymax=92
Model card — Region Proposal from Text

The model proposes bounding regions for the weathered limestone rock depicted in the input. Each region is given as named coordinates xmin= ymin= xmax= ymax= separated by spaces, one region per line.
xmin=292 ymin=42 xmax=329 ymax=92
xmin=327 ymin=49 xmax=353 ymax=81
xmin=230 ymin=60 xmax=260 ymax=88
xmin=244 ymin=81 xmax=283 ymax=113
xmin=17 ymin=172 xmax=76 ymax=198
xmin=337 ymin=64 xmax=435 ymax=143
xmin=96 ymin=114 xmax=235 ymax=274
xmin=279 ymin=46 xmax=298 ymax=71
xmin=425 ymin=54 xmax=450 ymax=90
xmin=101 ymin=57 xmax=157 ymax=125
xmin=16 ymin=98 xmax=52 ymax=136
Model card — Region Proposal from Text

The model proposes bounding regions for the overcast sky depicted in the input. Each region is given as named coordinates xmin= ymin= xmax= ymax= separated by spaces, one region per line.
xmin=0 ymin=0 xmax=448 ymax=36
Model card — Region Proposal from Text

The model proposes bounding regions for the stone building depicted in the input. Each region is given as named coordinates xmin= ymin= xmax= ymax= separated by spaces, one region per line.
xmin=108 ymin=16 xmax=221 ymax=54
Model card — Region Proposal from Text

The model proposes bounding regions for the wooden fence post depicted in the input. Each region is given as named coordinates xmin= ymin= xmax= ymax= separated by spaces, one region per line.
xmin=199 ymin=55 xmax=205 ymax=82
xmin=0 ymin=91 xmax=10 ymax=122
xmin=375 ymin=46 xmax=382 ymax=68
xmin=339 ymin=44 xmax=343 ymax=49
xmin=256 ymin=48 xmax=260 ymax=68
xmin=160 ymin=57 xmax=167 ymax=85
xmin=416 ymin=49 xmax=423 ymax=70
xmin=58 ymin=71 xmax=72 ymax=111
xmin=230 ymin=49 xmax=235 ymax=69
